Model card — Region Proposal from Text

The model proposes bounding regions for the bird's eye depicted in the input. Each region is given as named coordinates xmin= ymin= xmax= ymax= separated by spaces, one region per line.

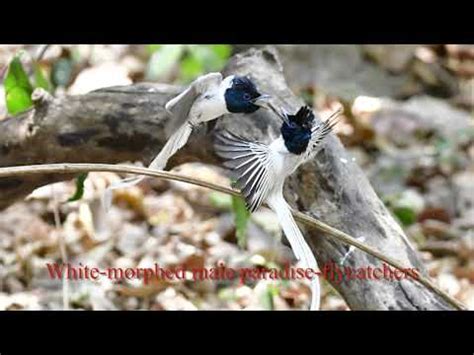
xmin=243 ymin=93 xmax=251 ymax=100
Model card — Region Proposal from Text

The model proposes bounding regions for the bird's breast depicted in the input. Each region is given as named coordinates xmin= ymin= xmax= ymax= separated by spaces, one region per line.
xmin=269 ymin=138 xmax=303 ymax=178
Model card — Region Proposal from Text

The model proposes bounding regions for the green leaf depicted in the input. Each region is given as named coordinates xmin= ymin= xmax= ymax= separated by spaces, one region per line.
xmin=146 ymin=45 xmax=162 ymax=55
xmin=34 ymin=63 xmax=52 ymax=92
xmin=146 ymin=45 xmax=184 ymax=81
xmin=232 ymin=195 xmax=250 ymax=249
xmin=393 ymin=206 xmax=416 ymax=226
xmin=187 ymin=45 xmax=230 ymax=72
xmin=6 ymin=87 xmax=33 ymax=115
xmin=208 ymin=191 xmax=232 ymax=210
xmin=67 ymin=173 xmax=88 ymax=202
xmin=210 ymin=45 xmax=232 ymax=60
xmin=180 ymin=54 xmax=205 ymax=82
xmin=4 ymin=55 xmax=33 ymax=92
xmin=186 ymin=45 xmax=206 ymax=58
xmin=4 ymin=56 xmax=34 ymax=115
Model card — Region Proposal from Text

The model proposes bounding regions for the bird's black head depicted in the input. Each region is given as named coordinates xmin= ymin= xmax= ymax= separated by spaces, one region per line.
xmin=224 ymin=76 xmax=269 ymax=113
xmin=281 ymin=106 xmax=314 ymax=155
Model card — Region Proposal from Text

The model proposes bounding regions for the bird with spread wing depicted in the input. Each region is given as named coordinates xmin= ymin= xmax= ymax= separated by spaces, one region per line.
xmin=103 ymin=72 xmax=274 ymax=211
xmin=214 ymin=105 xmax=342 ymax=310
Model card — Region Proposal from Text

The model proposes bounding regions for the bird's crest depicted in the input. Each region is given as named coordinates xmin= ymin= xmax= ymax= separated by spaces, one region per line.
xmin=232 ymin=76 xmax=257 ymax=91
xmin=287 ymin=106 xmax=315 ymax=128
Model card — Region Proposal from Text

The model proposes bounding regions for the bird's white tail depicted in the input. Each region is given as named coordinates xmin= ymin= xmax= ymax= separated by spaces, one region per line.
xmin=102 ymin=123 xmax=194 ymax=212
xmin=268 ymin=195 xmax=321 ymax=310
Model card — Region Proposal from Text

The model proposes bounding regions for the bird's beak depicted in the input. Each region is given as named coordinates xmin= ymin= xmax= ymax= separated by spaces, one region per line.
xmin=278 ymin=110 xmax=290 ymax=124
xmin=253 ymin=95 xmax=289 ymax=123
xmin=252 ymin=94 xmax=272 ymax=109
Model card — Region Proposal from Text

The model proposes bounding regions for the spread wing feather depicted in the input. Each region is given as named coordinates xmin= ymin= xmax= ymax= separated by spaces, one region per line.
xmin=305 ymin=109 xmax=341 ymax=160
xmin=214 ymin=131 xmax=272 ymax=213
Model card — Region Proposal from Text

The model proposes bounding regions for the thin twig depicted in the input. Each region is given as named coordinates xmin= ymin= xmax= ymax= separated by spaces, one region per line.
xmin=0 ymin=65 xmax=7 ymax=82
xmin=35 ymin=45 xmax=50 ymax=62
xmin=27 ymin=45 xmax=51 ymax=77
xmin=0 ymin=163 xmax=466 ymax=310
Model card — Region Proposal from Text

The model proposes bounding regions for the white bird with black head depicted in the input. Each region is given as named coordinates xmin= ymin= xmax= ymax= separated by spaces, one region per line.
xmin=214 ymin=105 xmax=342 ymax=310
xmin=103 ymin=72 xmax=273 ymax=210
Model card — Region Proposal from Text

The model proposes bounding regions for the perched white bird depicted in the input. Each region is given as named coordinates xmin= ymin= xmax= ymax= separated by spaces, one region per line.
xmin=214 ymin=106 xmax=342 ymax=310
xmin=103 ymin=72 xmax=272 ymax=210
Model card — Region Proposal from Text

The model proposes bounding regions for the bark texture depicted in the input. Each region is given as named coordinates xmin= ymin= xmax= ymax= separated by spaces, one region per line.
xmin=0 ymin=46 xmax=454 ymax=309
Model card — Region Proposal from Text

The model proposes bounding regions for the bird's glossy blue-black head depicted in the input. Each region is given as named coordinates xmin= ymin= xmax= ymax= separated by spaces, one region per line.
xmin=281 ymin=106 xmax=314 ymax=155
xmin=224 ymin=76 xmax=264 ymax=113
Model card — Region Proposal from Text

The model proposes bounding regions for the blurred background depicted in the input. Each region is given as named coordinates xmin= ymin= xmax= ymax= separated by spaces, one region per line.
xmin=0 ymin=44 xmax=472 ymax=310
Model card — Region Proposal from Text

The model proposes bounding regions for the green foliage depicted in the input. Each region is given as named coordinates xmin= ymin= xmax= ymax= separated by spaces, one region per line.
xmin=232 ymin=195 xmax=250 ymax=249
xmin=186 ymin=45 xmax=231 ymax=72
xmin=67 ymin=173 xmax=88 ymax=202
xmin=146 ymin=45 xmax=184 ymax=81
xmin=393 ymin=206 xmax=416 ymax=226
xmin=146 ymin=44 xmax=162 ymax=55
xmin=4 ymin=55 xmax=34 ymax=115
xmin=209 ymin=190 xmax=251 ymax=249
xmin=4 ymin=53 xmax=53 ymax=116
xmin=5 ymin=87 xmax=33 ymax=116
xmin=384 ymin=192 xmax=420 ymax=227
xmin=180 ymin=54 xmax=205 ymax=82
xmin=209 ymin=45 xmax=232 ymax=61
xmin=208 ymin=191 xmax=232 ymax=210
xmin=146 ymin=44 xmax=232 ymax=83
xmin=34 ymin=63 xmax=52 ymax=92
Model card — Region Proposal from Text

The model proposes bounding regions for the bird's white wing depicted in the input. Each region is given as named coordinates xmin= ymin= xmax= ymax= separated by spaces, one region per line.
xmin=305 ymin=109 xmax=341 ymax=161
xmin=214 ymin=131 xmax=273 ymax=213
xmin=215 ymin=132 xmax=321 ymax=310
xmin=165 ymin=72 xmax=223 ymax=136
xmin=102 ymin=73 xmax=224 ymax=213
